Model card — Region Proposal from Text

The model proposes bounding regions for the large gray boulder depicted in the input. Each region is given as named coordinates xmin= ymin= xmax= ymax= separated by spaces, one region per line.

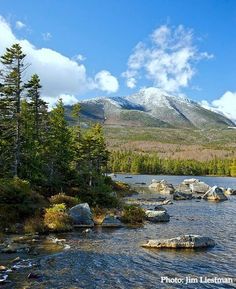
xmin=202 ymin=186 xmax=228 ymax=202
xmin=69 ymin=203 xmax=94 ymax=227
xmin=142 ymin=235 xmax=215 ymax=249
xmin=149 ymin=180 xmax=174 ymax=194
xmin=145 ymin=210 xmax=170 ymax=222
xmin=173 ymin=191 xmax=192 ymax=200
xmin=175 ymin=183 xmax=192 ymax=194
xmin=101 ymin=215 xmax=123 ymax=228
xmin=190 ymin=182 xmax=210 ymax=194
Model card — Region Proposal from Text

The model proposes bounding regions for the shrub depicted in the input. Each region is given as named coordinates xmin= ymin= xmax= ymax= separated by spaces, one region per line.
xmin=0 ymin=178 xmax=46 ymax=228
xmin=121 ymin=205 xmax=146 ymax=224
xmin=49 ymin=193 xmax=80 ymax=208
xmin=112 ymin=181 xmax=137 ymax=197
xmin=92 ymin=206 xmax=107 ymax=225
xmin=113 ymin=181 xmax=130 ymax=191
xmin=24 ymin=215 xmax=45 ymax=234
xmin=79 ymin=180 xmax=120 ymax=208
xmin=44 ymin=204 xmax=72 ymax=232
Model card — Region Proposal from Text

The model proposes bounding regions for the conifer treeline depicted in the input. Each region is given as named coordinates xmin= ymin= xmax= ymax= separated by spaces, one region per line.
xmin=109 ymin=151 xmax=236 ymax=177
xmin=0 ymin=44 xmax=109 ymax=194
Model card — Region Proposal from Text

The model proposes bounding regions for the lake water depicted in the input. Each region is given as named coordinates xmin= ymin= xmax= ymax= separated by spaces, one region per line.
xmin=2 ymin=174 xmax=236 ymax=288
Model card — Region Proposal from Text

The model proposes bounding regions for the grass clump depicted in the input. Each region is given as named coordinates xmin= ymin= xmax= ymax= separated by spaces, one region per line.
xmin=24 ymin=215 xmax=45 ymax=234
xmin=49 ymin=193 xmax=80 ymax=208
xmin=121 ymin=205 xmax=146 ymax=224
xmin=44 ymin=204 xmax=72 ymax=232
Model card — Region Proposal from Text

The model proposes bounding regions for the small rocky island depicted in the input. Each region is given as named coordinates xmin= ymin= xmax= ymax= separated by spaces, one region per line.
xmin=142 ymin=235 xmax=216 ymax=249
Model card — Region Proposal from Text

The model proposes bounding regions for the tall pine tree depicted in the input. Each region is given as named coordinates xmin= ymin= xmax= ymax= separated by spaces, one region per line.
xmin=0 ymin=44 xmax=28 ymax=177
xmin=46 ymin=99 xmax=73 ymax=191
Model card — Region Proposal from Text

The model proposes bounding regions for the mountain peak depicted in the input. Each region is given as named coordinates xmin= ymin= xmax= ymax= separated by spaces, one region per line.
xmin=74 ymin=87 xmax=235 ymax=129
xmin=126 ymin=87 xmax=193 ymax=109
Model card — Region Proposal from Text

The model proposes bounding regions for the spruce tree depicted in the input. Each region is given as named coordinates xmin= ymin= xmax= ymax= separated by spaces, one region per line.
xmin=0 ymin=44 xmax=28 ymax=177
xmin=46 ymin=99 xmax=73 ymax=191
xmin=20 ymin=75 xmax=49 ymax=184
xmin=24 ymin=74 xmax=48 ymax=140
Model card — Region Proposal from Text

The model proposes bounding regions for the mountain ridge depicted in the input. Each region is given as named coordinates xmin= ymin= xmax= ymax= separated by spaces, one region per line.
xmin=66 ymin=87 xmax=235 ymax=129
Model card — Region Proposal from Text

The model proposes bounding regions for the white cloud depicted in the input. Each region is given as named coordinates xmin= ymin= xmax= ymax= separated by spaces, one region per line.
xmin=123 ymin=24 xmax=213 ymax=93
xmin=0 ymin=16 xmax=119 ymax=106
xmin=15 ymin=20 xmax=26 ymax=30
xmin=200 ymin=91 xmax=236 ymax=122
xmin=43 ymin=94 xmax=79 ymax=109
xmin=126 ymin=77 xmax=136 ymax=89
xmin=94 ymin=70 xmax=119 ymax=93
xmin=74 ymin=54 xmax=86 ymax=62
xmin=42 ymin=32 xmax=52 ymax=41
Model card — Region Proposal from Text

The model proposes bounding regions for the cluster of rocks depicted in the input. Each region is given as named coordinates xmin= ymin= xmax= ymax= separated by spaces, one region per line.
xmin=69 ymin=202 xmax=173 ymax=227
xmin=148 ymin=177 xmax=235 ymax=202
xmin=149 ymin=179 xmax=175 ymax=194
xmin=69 ymin=203 xmax=123 ymax=228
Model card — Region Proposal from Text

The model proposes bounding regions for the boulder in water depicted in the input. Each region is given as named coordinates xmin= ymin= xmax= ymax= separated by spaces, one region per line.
xmin=145 ymin=210 xmax=170 ymax=222
xmin=175 ymin=183 xmax=192 ymax=194
xmin=224 ymin=188 xmax=236 ymax=195
xmin=142 ymin=235 xmax=215 ymax=249
xmin=190 ymin=182 xmax=210 ymax=194
xmin=182 ymin=178 xmax=200 ymax=185
xmin=149 ymin=180 xmax=174 ymax=194
xmin=102 ymin=215 xmax=123 ymax=228
xmin=69 ymin=203 xmax=94 ymax=227
xmin=202 ymin=186 xmax=228 ymax=201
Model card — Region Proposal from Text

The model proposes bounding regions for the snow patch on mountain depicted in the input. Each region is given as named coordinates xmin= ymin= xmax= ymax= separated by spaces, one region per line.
xmin=126 ymin=87 xmax=194 ymax=110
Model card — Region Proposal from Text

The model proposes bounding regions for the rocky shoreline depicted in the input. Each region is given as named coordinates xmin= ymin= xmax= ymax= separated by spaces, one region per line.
xmin=0 ymin=177 xmax=235 ymax=287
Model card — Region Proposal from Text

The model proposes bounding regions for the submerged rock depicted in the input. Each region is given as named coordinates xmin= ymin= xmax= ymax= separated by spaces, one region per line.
xmin=161 ymin=199 xmax=173 ymax=205
xmin=69 ymin=203 xmax=94 ymax=227
xmin=202 ymin=186 xmax=228 ymax=201
xmin=142 ymin=235 xmax=215 ymax=249
xmin=1 ymin=243 xmax=30 ymax=253
xmin=145 ymin=210 xmax=170 ymax=222
xmin=102 ymin=215 xmax=123 ymax=228
xmin=173 ymin=192 xmax=192 ymax=200
xmin=154 ymin=205 xmax=167 ymax=212
xmin=190 ymin=182 xmax=210 ymax=194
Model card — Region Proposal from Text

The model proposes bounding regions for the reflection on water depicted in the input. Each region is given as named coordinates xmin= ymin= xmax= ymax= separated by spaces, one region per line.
xmin=2 ymin=174 xmax=236 ymax=288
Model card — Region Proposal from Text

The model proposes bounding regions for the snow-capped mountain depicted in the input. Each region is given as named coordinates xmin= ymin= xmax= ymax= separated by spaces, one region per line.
xmin=66 ymin=87 xmax=235 ymax=128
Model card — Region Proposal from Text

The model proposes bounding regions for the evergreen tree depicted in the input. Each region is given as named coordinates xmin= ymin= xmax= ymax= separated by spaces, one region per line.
xmin=75 ymin=123 xmax=109 ymax=186
xmin=46 ymin=99 xmax=73 ymax=191
xmin=0 ymin=44 xmax=28 ymax=177
xmin=20 ymin=75 xmax=49 ymax=184
xmin=24 ymin=74 xmax=48 ymax=140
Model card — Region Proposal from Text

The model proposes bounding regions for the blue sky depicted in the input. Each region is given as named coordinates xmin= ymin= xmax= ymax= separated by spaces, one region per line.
xmin=0 ymin=0 xmax=236 ymax=120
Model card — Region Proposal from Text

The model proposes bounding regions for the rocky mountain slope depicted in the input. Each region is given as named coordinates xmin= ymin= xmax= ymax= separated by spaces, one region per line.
xmin=65 ymin=87 xmax=235 ymax=129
